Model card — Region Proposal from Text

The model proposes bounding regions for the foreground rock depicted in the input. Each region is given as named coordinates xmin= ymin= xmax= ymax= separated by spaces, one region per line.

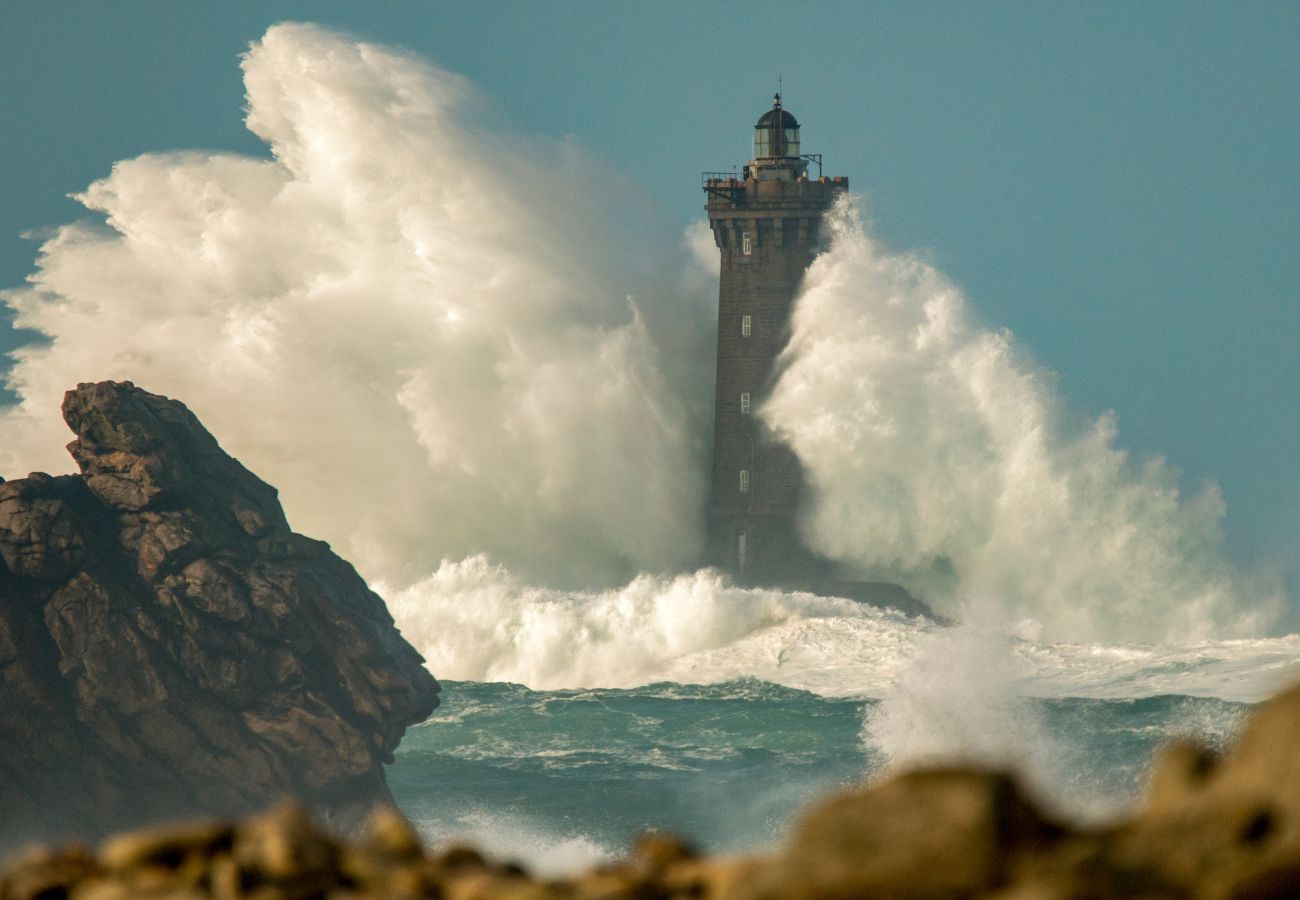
xmin=10 ymin=682 xmax=1300 ymax=898
xmin=0 ymin=382 xmax=440 ymax=850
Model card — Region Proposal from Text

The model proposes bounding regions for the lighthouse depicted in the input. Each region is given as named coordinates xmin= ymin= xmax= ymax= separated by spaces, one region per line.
xmin=702 ymin=94 xmax=848 ymax=586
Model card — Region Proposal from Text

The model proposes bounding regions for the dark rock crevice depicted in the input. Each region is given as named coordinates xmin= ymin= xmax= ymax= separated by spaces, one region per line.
xmin=0 ymin=381 xmax=440 ymax=851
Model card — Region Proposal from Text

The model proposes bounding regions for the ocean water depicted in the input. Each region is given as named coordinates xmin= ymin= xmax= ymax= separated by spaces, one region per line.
xmin=387 ymin=643 xmax=1283 ymax=876
xmin=389 ymin=680 xmax=869 ymax=874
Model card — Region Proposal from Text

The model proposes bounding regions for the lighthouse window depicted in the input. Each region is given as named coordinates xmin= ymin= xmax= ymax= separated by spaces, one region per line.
xmin=741 ymin=315 xmax=752 ymax=337
xmin=740 ymin=392 xmax=751 ymax=414
xmin=741 ymin=232 xmax=752 ymax=255
xmin=739 ymin=469 xmax=750 ymax=493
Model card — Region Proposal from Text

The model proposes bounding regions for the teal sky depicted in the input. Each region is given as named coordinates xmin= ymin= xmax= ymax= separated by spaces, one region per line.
xmin=2 ymin=2 xmax=1297 ymax=583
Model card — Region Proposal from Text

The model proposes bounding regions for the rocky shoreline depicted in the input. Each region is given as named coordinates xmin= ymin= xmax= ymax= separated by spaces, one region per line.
xmin=7 ymin=680 xmax=1300 ymax=898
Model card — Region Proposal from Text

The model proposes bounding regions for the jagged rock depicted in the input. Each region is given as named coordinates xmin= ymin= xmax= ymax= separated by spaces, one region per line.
xmin=0 ymin=381 xmax=439 ymax=851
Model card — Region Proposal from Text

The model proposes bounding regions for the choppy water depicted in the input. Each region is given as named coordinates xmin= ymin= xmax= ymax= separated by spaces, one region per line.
xmin=390 ymin=678 xmax=1251 ymax=876
xmin=384 ymin=563 xmax=1298 ymax=876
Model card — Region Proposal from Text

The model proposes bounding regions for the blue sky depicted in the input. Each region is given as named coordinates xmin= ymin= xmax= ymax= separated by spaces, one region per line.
xmin=2 ymin=2 xmax=1297 ymax=582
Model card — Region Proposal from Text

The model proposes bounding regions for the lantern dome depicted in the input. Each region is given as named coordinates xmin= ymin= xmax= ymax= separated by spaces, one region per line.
xmin=753 ymin=93 xmax=800 ymax=160
xmin=756 ymin=107 xmax=799 ymax=129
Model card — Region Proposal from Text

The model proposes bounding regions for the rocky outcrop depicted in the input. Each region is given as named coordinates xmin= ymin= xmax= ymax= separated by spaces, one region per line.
xmin=11 ymin=681 xmax=1300 ymax=898
xmin=0 ymin=382 xmax=440 ymax=850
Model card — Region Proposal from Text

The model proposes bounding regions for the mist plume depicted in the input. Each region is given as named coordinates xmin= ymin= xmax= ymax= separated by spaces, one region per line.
xmin=0 ymin=23 xmax=707 ymax=590
xmin=765 ymin=199 xmax=1281 ymax=642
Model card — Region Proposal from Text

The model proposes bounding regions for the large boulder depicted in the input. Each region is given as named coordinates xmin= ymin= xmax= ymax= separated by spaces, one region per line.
xmin=0 ymin=382 xmax=439 ymax=850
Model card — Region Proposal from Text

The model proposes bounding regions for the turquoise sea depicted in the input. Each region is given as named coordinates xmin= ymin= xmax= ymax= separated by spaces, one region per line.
xmin=389 ymin=679 xmax=1250 ymax=875
xmin=381 ymin=566 xmax=1300 ymax=875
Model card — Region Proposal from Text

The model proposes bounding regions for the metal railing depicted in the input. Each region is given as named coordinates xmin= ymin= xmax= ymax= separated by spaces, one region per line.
xmin=701 ymin=171 xmax=744 ymax=200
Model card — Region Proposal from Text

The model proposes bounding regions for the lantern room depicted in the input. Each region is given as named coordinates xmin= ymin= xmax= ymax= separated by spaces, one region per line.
xmin=742 ymin=93 xmax=810 ymax=183
xmin=754 ymin=93 xmax=799 ymax=159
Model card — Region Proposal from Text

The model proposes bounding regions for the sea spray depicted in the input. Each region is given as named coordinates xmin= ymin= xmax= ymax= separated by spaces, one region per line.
xmin=861 ymin=615 xmax=1056 ymax=774
xmin=0 ymin=23 xmax=710 ymax=591
xmin=858 ymin=606 xmax=1127 ymax=820
xmin=414 ymin=807 xmax=616 ymax=878
xmin=764 ymin=197 xmax=1283 ymax=643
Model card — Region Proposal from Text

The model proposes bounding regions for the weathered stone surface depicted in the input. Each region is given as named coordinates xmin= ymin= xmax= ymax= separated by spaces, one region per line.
xmin=0 ymin=381 xmax=439 ymax=851
xmin=760 ymin=768 xmax=1066 ymax=898
xmin=0 ymin=476 xmax=87 ymax=581
xmin=1105 ymin=682 xmax=1300 ymax=898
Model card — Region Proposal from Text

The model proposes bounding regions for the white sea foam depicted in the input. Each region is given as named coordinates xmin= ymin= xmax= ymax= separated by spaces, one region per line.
xmin=386 ymin=557 xmax=1299 ymax=704
xmin=380 ymin=555 xmax=920 ymax=692
xmin=1016 ymin=635 xmax=1300 ymax=702
xmin=415 ymin=808 xmax=615 ymax=877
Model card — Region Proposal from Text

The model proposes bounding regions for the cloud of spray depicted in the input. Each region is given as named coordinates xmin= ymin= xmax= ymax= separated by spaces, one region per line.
xmin=864 ymin=625 xmax=1034 ymax=769
xmin=858 ymin=605 xmax=1131 ymax=821
xmin=0 ymin=23 xmax=710 ymax=589
xmin=764 ymin=197 xmax=1282 ymax=643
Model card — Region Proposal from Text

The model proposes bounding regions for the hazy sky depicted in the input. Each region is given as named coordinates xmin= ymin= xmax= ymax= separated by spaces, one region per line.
xmin=2 ymin=2 xmax=1297 ymax=582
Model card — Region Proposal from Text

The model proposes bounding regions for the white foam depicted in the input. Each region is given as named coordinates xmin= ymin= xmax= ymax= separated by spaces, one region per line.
xmin=381 ymin=556 xmax=920 ymax=692
xmin=1017 ymin=635 xmax=1300 ymax=702
xmin=387 ymin=557 xmax=1298 ymax=703
xmin=416 ymin=808 xmax=616 ymax=878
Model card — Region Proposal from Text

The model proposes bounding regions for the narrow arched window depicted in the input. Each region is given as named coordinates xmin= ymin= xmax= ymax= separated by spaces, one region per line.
xmin=739 ymin=469 xmax=750 ymax=493
xmin=741 ymin=315 xmax=752 ymax=337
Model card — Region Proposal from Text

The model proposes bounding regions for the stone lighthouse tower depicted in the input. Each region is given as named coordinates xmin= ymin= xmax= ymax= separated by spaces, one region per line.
xmin=703 ymin=94 xmax=848 ymax=586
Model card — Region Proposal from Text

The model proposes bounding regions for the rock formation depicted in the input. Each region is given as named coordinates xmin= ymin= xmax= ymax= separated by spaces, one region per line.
xmin=0 ymin=381 xmax=440 ymax=850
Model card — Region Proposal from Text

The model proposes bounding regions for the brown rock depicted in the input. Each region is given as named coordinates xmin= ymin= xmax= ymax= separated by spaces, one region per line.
xmin=756 ymin=768 xmax=1067 ymax=899
xmin=629 ymin=832 xmax=697 ymax=875
xmin=0 ymin=479 xmax=87 ymax=581
xmin=0 ymin=381 xmax=439 ymax=851
xmin=0 ymin=843 xmax=99 ymax=900
xmin=364 ymin=806 xmax=426 ymax=861
xmin=234 ymin=802 xmax=337 ymax=883
xmin=1105 ymin=684 xmax=1300 ymax=898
